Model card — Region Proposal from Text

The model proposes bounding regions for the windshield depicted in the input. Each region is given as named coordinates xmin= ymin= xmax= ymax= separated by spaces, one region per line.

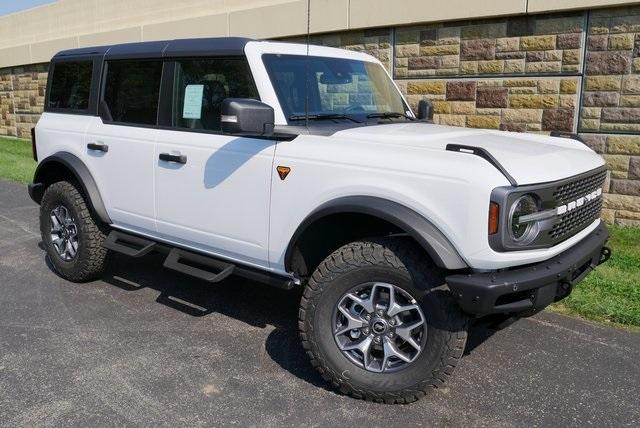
xmin=262 ymin=54 xmax=410 ymax=121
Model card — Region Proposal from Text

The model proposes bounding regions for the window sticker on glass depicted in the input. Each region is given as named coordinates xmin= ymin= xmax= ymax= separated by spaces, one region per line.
xmin=183 ymin=84 xmax=204 ymax=119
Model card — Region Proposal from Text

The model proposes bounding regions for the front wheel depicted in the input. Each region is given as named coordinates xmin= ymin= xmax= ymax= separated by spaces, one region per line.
xmin=299 ymin=238 xmax=469 ymax=403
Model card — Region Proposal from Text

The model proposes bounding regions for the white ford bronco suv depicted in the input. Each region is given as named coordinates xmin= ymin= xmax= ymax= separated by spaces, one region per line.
xmin=29 ymin=37 xmax=611 ymax=403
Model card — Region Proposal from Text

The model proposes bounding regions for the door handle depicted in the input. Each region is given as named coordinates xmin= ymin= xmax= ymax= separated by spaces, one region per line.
xmin=159 ymin=152 xmax=187 ymax=164
xmin=87 ymin=142 xmax=109 ymax=152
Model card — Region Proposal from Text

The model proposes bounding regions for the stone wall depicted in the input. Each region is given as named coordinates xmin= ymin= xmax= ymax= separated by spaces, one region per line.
xmin=0 ymin=63 xmax=47 ymax=139
xmin=394 ymin=13 xmax=585 ymax=78
xmin=0 ymin=68 xmax=14 ymax=136
xmin=580 ymin=7 xmax=640 ymax=134
xmin=578 ymin=7 xmax=640 ymax=226
xmin=302 ymin=13 xmax=589 ymax=135
xmin=398 ymin=77 xmax=580 ymax=132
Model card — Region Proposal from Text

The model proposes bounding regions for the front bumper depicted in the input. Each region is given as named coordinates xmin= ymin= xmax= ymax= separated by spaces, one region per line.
xmin=446 ymin=222 xmax=610 ymax=316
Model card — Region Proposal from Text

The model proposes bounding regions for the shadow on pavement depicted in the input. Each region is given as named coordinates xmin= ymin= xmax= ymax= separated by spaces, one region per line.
xmin=102 ymin=251 xmax=334 ymax=391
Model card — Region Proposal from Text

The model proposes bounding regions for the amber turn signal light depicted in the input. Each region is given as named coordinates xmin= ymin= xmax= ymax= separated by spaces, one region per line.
xmin=489 ymin=202 xmax=500 ymax=235
xmin=276 ymin=166 xmax=291 ymax=180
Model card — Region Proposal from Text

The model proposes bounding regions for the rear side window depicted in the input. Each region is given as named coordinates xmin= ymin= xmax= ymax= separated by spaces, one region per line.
xmin=171 ymin=58 xmax=258 ymax=131
xmin=48 ymin=61 xmax=93 ymax=111
xmin=103 ymin=60 xmax=163 ymax=125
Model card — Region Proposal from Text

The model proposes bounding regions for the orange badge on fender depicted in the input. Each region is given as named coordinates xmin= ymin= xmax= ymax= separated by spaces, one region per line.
xmin=276 ymin=166 xmax=291 ymax=180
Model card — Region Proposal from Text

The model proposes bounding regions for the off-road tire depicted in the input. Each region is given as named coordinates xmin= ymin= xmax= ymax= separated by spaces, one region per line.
xmin=40 ymin=180 xmax=110 ymax=282
xmin=299 ymin=238 xmax=469 ymax=404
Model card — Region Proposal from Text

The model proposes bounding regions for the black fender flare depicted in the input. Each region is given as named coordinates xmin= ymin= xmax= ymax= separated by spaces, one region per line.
xmin=30 ymin=152 xmax=112 ymax=224
xmin=284 ymin=196 xmax=467 ymax=271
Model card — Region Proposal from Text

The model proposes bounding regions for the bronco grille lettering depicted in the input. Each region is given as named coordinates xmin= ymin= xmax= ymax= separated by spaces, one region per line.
xmin=556 ymin=188 xmax=602 ymax=216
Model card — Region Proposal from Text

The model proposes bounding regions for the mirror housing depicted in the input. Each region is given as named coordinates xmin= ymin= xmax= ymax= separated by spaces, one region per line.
xmin=417 ymin=98 xmax=434 ymax=121
xmin=221 ymin=98 xmax=275 ymax=137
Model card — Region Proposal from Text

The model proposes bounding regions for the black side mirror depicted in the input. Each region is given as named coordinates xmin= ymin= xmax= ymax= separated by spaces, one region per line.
xmin=221 ymin=98 xmax=274 ymax=137
xmin=417 ymin=98 xmax=434 ymax=121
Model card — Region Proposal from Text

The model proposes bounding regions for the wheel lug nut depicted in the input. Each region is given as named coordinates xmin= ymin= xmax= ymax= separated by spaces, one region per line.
xmin=363 ymin=328 xmax=370 ymax=335
xmin=387 ymin=332 xmax=394 ymax=338
xmin=377 ymin=310 xmax=384 ymax=316
xmin=374 ymin=337 xmax=381 ymax=343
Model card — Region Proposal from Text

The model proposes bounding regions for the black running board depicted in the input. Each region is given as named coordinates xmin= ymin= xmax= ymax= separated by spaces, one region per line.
xmin=163 ymin=248 xmax=235 ymax=283
xmin=103 ymin=230 xmax=297 ymax=290
xmin=103 ymin=230 xmax=157 ymax=257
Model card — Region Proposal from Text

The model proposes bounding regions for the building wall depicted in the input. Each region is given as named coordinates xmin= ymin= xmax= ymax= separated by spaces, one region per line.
xmin=0 ymin=64 xmax=48 ymax=139
xmin=0 ymin=4 xmax=639 ymax=224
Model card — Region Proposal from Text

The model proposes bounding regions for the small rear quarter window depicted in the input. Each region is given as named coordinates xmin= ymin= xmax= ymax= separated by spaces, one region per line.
xmin=48 ymin=61 xmax=93 ymax=111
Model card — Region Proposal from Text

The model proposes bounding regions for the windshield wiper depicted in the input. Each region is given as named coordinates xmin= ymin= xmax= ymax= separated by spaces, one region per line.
xmin=289 ymin=113 xmax=362 ymax=123
xmin=367 ymin=112 xmax=415 ymax=121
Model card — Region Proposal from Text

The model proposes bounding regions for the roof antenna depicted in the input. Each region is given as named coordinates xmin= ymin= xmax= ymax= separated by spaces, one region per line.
xmin=305 ymin=0 xmax=310 ymax=128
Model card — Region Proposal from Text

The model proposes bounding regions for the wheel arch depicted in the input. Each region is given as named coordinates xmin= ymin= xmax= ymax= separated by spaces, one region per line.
xmin=284 ymin=196 xmax=467 ymax=275
xmin=30 ymin=152 xmax=112 ymax=224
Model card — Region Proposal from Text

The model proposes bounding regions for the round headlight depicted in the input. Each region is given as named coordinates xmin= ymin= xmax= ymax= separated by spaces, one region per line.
xmin=508 ymin=194 xmax=540 ymax=243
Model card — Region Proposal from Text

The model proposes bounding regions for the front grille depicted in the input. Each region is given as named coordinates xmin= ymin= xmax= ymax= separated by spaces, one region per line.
xmin=548 ymin=168 xmax=607 ymax=243
xmin=550 ymin=198 xmax=603 ymax=241
xmin=552 ymin=169 xmax=607 ymax=205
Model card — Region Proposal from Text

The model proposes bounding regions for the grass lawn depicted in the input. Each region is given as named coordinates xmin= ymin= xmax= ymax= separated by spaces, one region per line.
xmin=552 ymin=226 xmax=640 ymax=329
xmin=0 ymin=137 xmax=36 ymax=184
xmin=0 ymin=136 xmax=638 ymax=328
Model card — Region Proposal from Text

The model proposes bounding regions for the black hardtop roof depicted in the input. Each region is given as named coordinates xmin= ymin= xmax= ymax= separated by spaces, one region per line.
xmin=52 ymin=37 xmax=255 ymax=61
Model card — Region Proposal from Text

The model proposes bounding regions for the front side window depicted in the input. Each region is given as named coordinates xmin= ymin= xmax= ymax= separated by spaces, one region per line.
xmin=262 ymin=54 xmax=408 ymax=121
xmin=103 ymin=60 xmax=163 ymax=125
xmin=172 ymin=58 xmax=258 ymax=131
xmin=48 ymin=61 xmax=93 ymax=111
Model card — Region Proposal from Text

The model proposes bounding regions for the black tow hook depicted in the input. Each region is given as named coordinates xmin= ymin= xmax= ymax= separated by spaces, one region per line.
xmin=555 ymin=281 xmax=573 ymax=301
xmin=599 ymin=246 xmax=612 ymax=265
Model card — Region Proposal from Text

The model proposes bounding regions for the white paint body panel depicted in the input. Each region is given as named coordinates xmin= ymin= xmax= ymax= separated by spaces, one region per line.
xmin=34 ymin=41 xmax=607 ymax=276
xmin=35 ymin=113 xmax=92 ymax=162
xmin=331 ymin=124 xmax=604 ymax=185
xmin=154 ymin=131 xmax=275 ymax=269
xmin=84 ymin=117 xmax=158 ymax=234
xmin=267 ymin=127 xmax=604 ymax=272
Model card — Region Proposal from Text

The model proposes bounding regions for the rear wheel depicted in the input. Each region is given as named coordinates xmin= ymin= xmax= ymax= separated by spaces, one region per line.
xmin=299 ymin=238 xmax=469 ymax=403
xmin=40 ymin=181 xmax=110 ymax=282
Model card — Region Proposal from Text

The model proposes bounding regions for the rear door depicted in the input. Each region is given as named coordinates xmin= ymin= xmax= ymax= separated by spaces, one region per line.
xmin=84 ymin=59 xmax=163 ymax=234
xmin=153 ymin=57 xmax=275 ymax=269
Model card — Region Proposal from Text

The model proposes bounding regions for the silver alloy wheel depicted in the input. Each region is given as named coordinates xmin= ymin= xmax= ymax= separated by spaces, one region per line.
xmin=333 ymin=282 xmax=427 ymax=373
xmin=49 ymin=205 xmax=79 ymax=261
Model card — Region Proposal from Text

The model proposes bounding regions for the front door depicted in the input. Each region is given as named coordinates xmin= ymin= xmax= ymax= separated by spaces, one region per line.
xmin=154 ymin=57 xmax=274 ymax=269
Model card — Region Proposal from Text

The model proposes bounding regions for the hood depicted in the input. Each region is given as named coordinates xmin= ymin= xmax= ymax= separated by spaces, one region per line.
xmin=332 ymin=123 xmax=605 ymax=185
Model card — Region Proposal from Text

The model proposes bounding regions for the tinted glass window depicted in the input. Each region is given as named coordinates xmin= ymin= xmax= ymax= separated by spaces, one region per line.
xmin=48 ymin=61 xmax=93 ymax=110
xmin=104 ymin=60 xmax=163 ymax=125
xmin=172 ymin=58 xmax=258 ymax=131
xmin=263 ymin=54 xmax=407 ymax=120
